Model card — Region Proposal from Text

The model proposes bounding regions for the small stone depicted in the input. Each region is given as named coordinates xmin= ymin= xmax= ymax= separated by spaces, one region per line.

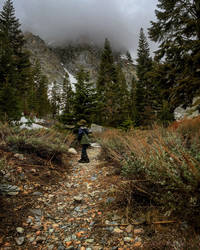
xmin=71 ymin=234 xmax=77 ymax=240
xmin=36 ymin=236 xmax=46 ymax=243
xmin=64 ymin=236 xmax=72 ymax=242
xmin=124 ymin=237 xmax=134 ymax=243
xmin=106 ymin=197 xmax=115 ymax=204
xmin=134 ymin=228 xmax=144 ymax=235
xmin=93 ymin=247 xmax=103 ymax=250
xmin=31 ymin=168 xmax=37 ymax=173
xmin=68 ymin=148 xmax=78 ymax=155
xmin=49 ymin=229 xmax=54 ymax=234
xmin=91 ymin=176 xmax=97 ymax=181
xmin=28 ymin=236 xmax=35 ymax=243
xmin=113 ymin=227 xmax=123 ymax=234
xmin=66 ymin=183 xmax=72 ymax=188
xmin=74 ymin=195 xmax=83 ymax=202
xmin=15 ymin=237 xmax=25 ymax=245
xmin=48 ymin=245 xmax=54 ymax=250
xmin=16 ymin=227 xmax=24 ymax=234
xmin=14 ymin=153 xmax=25 ymax=160
xmin=33 ymin=192 xmax=42 ymax=196
xmin=134 ymin=236 xmax=142 ymax=244
xmin=75 ymin=206 xmax=81 ymax=212
xmin=29 ymin=209 xmax=42 ymax=216
xmin=126 ymin=225 xmax=133 ymax=233
xmin=26 ymin=217 xmax=33 ymax=224
xmin=105 ymin=220 xmax=110 ymax=225
xmin=85 ymin=239 xmax=94 ymax=244
xmin=0 ymin=184 xmax=20 ymax=195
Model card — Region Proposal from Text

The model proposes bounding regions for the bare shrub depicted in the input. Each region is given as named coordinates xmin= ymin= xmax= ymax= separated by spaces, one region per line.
xmin=0 ymin=123 xmax=74 ymax=164
xmin=98 ymin=123 xmax=200 ymax=218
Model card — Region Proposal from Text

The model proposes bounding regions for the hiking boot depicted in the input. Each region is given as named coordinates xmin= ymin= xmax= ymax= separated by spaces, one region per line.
xmin=78 ymin=159 xmax=84 ymax=163
xmin=78 ymin=159 xmax=89 ymax=163
xmin=84 ymin=159 xmax=90 ymax=163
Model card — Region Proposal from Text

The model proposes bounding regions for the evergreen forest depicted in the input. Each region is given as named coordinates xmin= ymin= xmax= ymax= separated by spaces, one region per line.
xmin=0 ymin=0 xmax=199 ymax=127
xmin=1 ymin=1 xmax=200 ymax=248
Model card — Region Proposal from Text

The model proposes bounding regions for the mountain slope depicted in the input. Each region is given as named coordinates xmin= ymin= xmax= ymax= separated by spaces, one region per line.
xmin=24 ymin=32 xmax=136 ymax=87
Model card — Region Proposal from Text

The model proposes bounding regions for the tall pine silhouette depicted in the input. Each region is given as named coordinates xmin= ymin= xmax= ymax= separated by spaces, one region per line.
xmin=0 ymin=0 xmax=32 ymax=120
xmin=136 ymin=28 xmax=153 ymax=126
xmin=149 ymin=0 xmax=200 ymax=109
xmin=96 ymin=38 xmax=118 ymax=125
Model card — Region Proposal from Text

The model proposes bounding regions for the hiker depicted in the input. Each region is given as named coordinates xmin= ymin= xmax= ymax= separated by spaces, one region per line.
xmin=77 ymin=119 xmax=90 ymax=163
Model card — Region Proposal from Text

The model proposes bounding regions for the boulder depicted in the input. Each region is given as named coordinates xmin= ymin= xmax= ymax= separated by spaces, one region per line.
xmin=174 ymin=96 xmax=200 ymax=120
xmin=68 ymin=148 xmax=78 ymax=155
xmin=90 ymin=124 xmax=105 ymax=133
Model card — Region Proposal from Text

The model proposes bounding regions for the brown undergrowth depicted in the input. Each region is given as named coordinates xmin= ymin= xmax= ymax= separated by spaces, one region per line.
xmin=0 ymin=123 xmax=75 ymax=246
xmin=97 ymin=118 xmax=200 ymax=228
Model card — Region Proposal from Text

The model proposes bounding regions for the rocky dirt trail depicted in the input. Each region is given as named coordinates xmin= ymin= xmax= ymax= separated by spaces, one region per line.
xmin=1 ymin=147 xmax=144 ymax=249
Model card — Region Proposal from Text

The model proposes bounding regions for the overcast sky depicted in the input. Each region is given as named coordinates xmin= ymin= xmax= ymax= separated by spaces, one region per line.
xmin=1 ymin=0 xmax=158 ymax=57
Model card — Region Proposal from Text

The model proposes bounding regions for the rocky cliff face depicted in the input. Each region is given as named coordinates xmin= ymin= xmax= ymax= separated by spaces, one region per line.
xmin=24 ymin=32 xmax=65 ymax=85
xmin=174 ymin=97 xmax=200 ymax=120
xmin=24 ymin=32 xmax=136 ymax=87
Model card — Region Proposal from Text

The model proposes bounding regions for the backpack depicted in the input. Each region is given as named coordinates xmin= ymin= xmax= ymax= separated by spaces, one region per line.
xmin=81 ymin=132 xmax=90 ymax=145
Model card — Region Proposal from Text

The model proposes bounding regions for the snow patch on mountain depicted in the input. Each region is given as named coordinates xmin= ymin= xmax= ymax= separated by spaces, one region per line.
xmin=63 ymin=67 xmax=77 ymax=91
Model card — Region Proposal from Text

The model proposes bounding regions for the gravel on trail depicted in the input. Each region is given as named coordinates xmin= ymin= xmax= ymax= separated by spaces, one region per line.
xmin=0 ymin=147 xmax=144 ymax=249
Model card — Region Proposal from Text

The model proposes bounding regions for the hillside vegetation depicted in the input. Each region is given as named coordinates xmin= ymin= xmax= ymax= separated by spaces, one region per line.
xmin=98 ymin=116 xmax=200 ymax=226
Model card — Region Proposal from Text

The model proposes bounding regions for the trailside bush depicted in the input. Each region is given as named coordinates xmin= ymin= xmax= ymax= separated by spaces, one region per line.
xmin=98 ymin=124 xmax=200 ymax=217
xmin=0 ymin=123 xmax=74 ymax=164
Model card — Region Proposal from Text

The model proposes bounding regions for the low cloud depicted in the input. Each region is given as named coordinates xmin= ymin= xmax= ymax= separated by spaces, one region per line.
xmin=1 ymin=0 xmax=158 ymax=55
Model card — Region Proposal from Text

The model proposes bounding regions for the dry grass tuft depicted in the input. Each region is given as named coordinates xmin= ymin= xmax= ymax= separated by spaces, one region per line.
xmin=97 ymin=119 xmax=200 ymax=220
xmin=0 ymin=122 xmax=74 ymax=164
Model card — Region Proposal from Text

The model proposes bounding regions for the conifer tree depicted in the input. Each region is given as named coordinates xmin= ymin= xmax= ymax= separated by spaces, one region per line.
xmin=0 ymin=79 xmax=20 ymax=121
xmin=96 ymin=38 xmax=118 ymax=125
xmin=59 ymin=73 xmax=75 ymax=124
xmin=35 ymin=75 xmax=49 ymax=118
xmin=74 ymin=68 xmax=96 ymax=123
xmin=136 ymin=28 xmax=153 ymax=125
xmin=0 ymin=0 xmax=32 ymax=120
xmin=149 ymin=0 xmax=200 ymax=108
xmin=126 ymin=51 xmax=133 ymax=63
xmin=61 ymin=73 xmax=74 ymax=112
xmin=51 ymin=81 xmax=61 ymax=118
xmin=129 ymin=76 xmax=138 ymax=125
xmin=115 ymin=64 xmax=129 ymax=125
xmin=28 ymin=60 xmax=50 ymax=117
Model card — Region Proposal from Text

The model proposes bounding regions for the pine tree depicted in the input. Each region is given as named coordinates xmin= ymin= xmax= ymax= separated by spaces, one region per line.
xmin=149 ymin=0 xmax=200 ymax=109
xmin=129 ymin=76 xmax=138 ymax=125
xmin=60 ymin=72 xmax=75 ymax=124
xmin=74 ymin=68 xmax=96 ymax=123
xmin=96 ymin=38 xmax=118 ymax=125
xmin=0 ymin=78 xmax=20 ymax=121
xmin=0 ymin=0 xmax=32 ymax=120
xmin=29 ymin=60 xmax=50 ymax=117
xmin=36 ymin=75 xmax=49 ymax=118
xmin=115 ymin=64 xmax=129 ymax=125
xmin=51 ymin=81 xmax=61 ymax=118
xmin=126 ymin=51 xmax=133 ymax=63
xmin=136 ymin=28 xmax=153 ymax=126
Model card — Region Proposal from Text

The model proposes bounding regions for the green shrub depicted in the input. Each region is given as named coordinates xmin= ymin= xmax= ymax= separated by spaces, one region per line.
xmin=98 ymin=126 xmax=200 ymax=217
xmin=0 ymin=123 xmax=74 ymax=164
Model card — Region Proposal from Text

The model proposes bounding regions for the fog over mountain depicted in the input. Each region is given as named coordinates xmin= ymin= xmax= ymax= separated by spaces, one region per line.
xmin=1 ymin=0 xmax=158 ymax=55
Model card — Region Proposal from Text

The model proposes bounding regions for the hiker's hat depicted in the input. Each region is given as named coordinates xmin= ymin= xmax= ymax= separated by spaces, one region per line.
xmin=77 ymin=119 xmax=87 ymax=126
